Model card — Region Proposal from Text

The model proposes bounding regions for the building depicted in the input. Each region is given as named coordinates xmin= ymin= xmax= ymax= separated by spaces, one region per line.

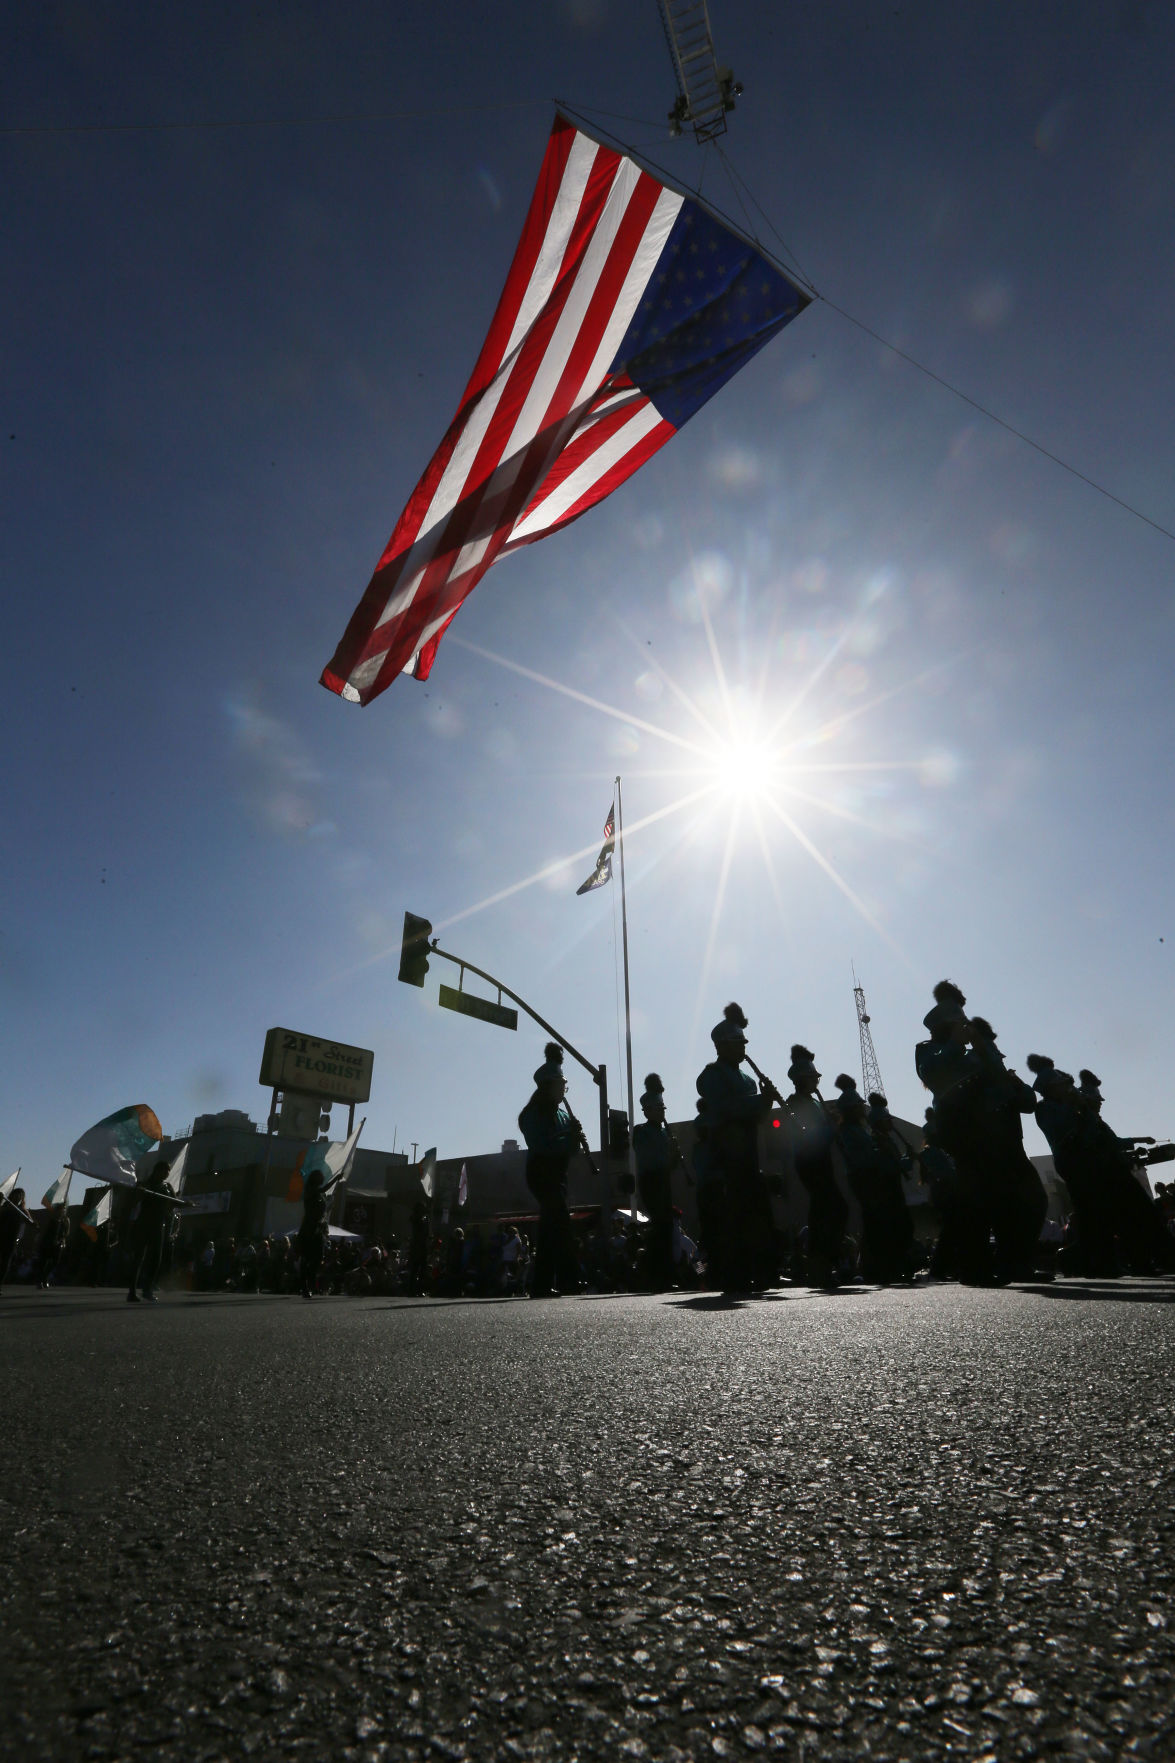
xmin=127 ymin=1101 xmax=942 ymax=1252
xmin=138 ymin=1110 xmax=410 ymax=1249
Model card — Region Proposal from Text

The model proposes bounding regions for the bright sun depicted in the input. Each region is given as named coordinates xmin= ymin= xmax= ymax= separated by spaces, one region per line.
xmin=708 ymin=735 xmax=779 ymax=800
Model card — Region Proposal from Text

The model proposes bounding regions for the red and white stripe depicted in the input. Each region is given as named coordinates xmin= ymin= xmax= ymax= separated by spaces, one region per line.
xmin=322 ymin=115 xmax=683 ymax=704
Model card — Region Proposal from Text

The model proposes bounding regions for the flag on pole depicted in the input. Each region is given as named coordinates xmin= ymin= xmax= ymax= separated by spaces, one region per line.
xmin=1 ymin=1170 xmax=20 ymax=1203
xmin=420 ymin=1147 xmax=437 ymax=1200
xmin=457 ymin=1163 xmax=468 ymax=1208
xmin=323 ymin=1119 xmax=364 ymax=1190
xmin=81 ymin=1189 xmax=112 ymax=1241
xmin=41 ymin=1168 xmax=71 ymax=1210
xmin=321 ymin=112 xmax=810 ymax=705
xmin=285 ymin=1119 xmax=365 ymax=1204
xmin=576 ymin=801 xmax=616 ymax=895
xmin=69 ymin=1106 xmax=162 ymax=1187
xmin=285 ymin=1142 xmax=314 ymax=1212
xmin=166 ymin=1141 xmax=190 ymax=1196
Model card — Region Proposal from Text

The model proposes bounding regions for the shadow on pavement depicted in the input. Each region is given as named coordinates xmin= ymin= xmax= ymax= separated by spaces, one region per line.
xmin=671 ymin=1293 xmax=751 ymax=1311
xmin=377 ymin=1296 xmax=530 ymax=1309
xmin=0 ymin=1290 xmax=321 ymax=1317
xmin=1017 ymin=1279 xmax=1175 ymax=1305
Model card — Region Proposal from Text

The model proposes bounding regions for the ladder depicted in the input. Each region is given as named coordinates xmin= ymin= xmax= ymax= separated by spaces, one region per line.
xmin=658 ymin=0 xmax=739 ymax=144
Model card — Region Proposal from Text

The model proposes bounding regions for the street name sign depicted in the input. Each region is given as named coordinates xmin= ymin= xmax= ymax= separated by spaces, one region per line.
xmin=438 ymin=984 xmax=518 ymax=1032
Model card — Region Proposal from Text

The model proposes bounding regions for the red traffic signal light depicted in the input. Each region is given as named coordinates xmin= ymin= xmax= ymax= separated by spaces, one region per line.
xmin=398 ymin=912 xmax=433 ymax=987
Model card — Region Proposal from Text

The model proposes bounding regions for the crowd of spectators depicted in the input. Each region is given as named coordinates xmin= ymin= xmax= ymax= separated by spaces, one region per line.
xmin=0 ymin=1207 xmax=706 ymax=1299
xmin=4 ymin=1180 xmax=1172 ymax=1299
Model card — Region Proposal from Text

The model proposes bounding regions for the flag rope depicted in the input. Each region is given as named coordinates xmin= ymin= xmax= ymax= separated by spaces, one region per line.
xmin=564 ymin=101 xmax=1175 ymax=550
xmin=12 ymin=87 xmax=1168 ymax=549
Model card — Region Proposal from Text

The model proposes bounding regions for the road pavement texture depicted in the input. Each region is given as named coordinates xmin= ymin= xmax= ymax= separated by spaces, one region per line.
xmin=1 ymin=1282 xmax=1173 ymax=1761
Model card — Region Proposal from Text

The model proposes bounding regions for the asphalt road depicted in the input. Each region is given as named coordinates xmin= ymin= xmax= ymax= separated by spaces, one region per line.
xmin=2 ymin=1280 xmax=1173 ymax=1762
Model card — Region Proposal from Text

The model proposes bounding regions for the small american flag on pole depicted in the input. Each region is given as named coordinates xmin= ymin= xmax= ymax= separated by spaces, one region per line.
xmin=322 ymin=112 xmax=810 ymax=706
xmin=576 ymin=801 xmax=615 ymax=896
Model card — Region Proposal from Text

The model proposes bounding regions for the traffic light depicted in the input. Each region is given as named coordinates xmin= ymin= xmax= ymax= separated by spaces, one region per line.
xmin=398 ymin=912 xmax=433 ymax=987
xmin=608 ymin=1108 xmax=630 ymax=1158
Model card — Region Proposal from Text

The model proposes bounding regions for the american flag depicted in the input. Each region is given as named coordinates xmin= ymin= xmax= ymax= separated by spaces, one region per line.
xmin=322 ymin=113 xmax=810 ymax=707
xmin=576 ymin=800 xmax=616 ymax=896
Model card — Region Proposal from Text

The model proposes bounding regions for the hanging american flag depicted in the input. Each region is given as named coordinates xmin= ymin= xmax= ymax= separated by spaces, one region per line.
xmin=576 ymin=800 xmax=616 ymax=895
xmin=321 ymin=112 xmax=810 ymax=706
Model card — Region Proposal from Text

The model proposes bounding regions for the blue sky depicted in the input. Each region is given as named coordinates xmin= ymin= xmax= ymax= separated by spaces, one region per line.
xmin=4 ymin=1 xmax=1175 ymax=1180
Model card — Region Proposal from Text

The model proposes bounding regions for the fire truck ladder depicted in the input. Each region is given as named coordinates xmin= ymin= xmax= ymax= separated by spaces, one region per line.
xmin=657 ymin=0 xmax=741 ymax=144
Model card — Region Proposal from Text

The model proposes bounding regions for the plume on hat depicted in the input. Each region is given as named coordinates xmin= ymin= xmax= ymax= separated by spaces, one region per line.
xmin=1025 ymin=1053 xmax=1054 ymax=1075
xmin=534 ymin=1040 xmax=566 ymax=1086
xmin=711 ymin=1001 xmax=749 ymax=1046
xmin=867 ymin=1092 xmax=887 ymax=1109
xmin=834 ymin=1074 xmax=865 ymax=1114
xmin=1079 ymin=1068 xmax=1101 ymax=1088
xmin=787 ymin=1042 xmax=819 ymax=1085
xmin=640 ymin=1071 xmax=667 ymax=1113
xmin=933 ymin=979 xmax=966 ymax=1008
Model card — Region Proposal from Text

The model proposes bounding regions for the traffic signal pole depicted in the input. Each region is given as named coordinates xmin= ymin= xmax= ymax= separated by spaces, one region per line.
xmin=430 ymin=940 xmax=609 ymax=1155
xmin=399 ymin=913 xmax=609 ymax=1155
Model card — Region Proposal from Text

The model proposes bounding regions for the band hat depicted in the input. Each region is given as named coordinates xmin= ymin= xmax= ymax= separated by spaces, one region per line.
xmin=923 ymin=999 xmax=966 ymax=1035
xmin=534 ymin=1041 xmax=566 ymax=1086
xmin=788 ymin=1042 xmax=819 ymax=1085
xmin=640 ymin=1073 xmax=667 ymax=1113
xmin=834 ymin=1074 xmax=865 ymax=1115
xmin=711 ymin=1002 xmax=749 ymax=1047
xmin=1026 ymin=1052 xmax=1056 ymax=1095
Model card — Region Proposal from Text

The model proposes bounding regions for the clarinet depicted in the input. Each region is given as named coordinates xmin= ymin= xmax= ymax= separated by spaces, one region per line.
xmin=561 ymin=1098 xmax=600 ymax=1178
xmin=743 ymin=1053 xmax=788 ymax=1110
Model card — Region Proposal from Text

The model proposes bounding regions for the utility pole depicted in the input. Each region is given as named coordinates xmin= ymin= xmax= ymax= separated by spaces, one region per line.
xmin=852 ymin=966 xmax=886 ymax=1101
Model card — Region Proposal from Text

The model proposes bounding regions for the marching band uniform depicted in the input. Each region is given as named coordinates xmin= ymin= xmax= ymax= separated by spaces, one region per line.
xmin=632 ymin=1074 xmax=680 ymax=1291
xmin=695 ymin=1004 xmax=775 ymax=1292
xmin=518 ymin=1046 xmax=583 ymax=1297
xmin=786 ymin=1045 xmax=847 ymax=1288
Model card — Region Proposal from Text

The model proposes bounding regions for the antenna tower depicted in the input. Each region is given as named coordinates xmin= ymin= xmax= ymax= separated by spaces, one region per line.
xmin=853 ymin=967 xmax=886 ymax=1101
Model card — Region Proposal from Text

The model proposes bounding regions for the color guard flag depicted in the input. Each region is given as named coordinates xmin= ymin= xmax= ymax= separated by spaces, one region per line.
xmin=81 ymin=1189 xmax=112 ymax=1241
xmin=166 ymin=1141 xmax=189 ymax=1196
xmin=41 ymin=1168 xmax=71 ymax=1210
xmin=1 ymin=1170 xmax=19 ymax=1203
xmin=324 ymin=1119 xmax=364 ymax=1189
xmin=576 ymin=800 xmax=615 ymax=895
xmin=321 ymin=112 xmax=810 ymax=705
xmin=286 ymin=1119 xmax=365 ymax=1205
xmin=457 ymin=1163 xmax=468 ymax=1208
xmin=69 ymin=1106 xmax=163 ymax=1188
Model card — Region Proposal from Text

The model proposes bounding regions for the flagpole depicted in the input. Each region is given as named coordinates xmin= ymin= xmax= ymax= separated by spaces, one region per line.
xmin=615 ymin=775 xmax=635 ymax=1146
